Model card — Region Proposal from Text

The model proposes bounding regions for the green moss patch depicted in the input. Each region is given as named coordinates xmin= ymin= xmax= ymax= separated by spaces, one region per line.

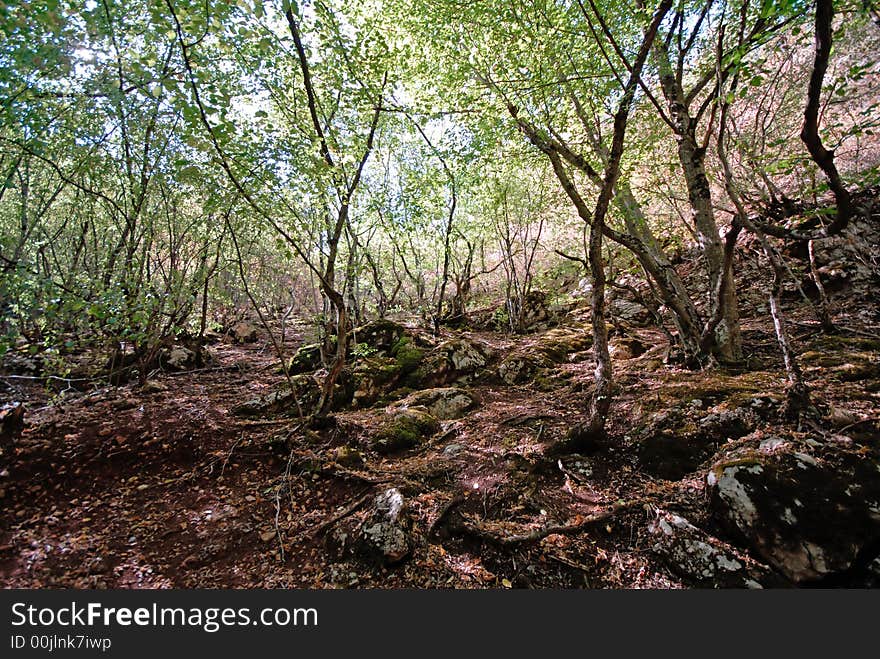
xmin=371 ymin=408 xmax=439 ymax=454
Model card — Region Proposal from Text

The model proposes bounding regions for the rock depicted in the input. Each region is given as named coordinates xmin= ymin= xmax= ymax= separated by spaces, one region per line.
xmin=442 ymin=443 xmax=465 ymax=456
xmin=285 ymin=343 xmax=323 ymax=375
xmin=708 ymin=444 xmax=880 ymax=584
xmin=609 ymin=297 xmax=649 ymax=324
xmin=536 ymin=327 xmax=592 ymax=361
xmin=351 ymin=356 xmax=403 ymax=408
xmin=513 ymin=290 xmax=551 ymax=330
xmin=824 ymin=405 xmax=862 ymax=428
xmin=230 ymin=321 xmax=258 ymax=343
xmin=351 ymin=320 xmax=407 ymax=351
xmin=165 ymin=346 xmax=196 ymax=370
xmin=371 ymin=408 xmax=439 ymax=454
xmin=638 ymin=407 xmax=756 ymax=481
xmin=408 ymin=338 xmax=492 ymax=387
xmin=284 ymin=325 xmax=425 ymax=395
xmin=232 ymin=375 xmax=321 ymax=417
xmin=758 ymin=436 xmax=789 ymax=454
xmin=609 ymin=336 xmax=646 ymax=360
xmin=345 ymin=333 xmax=430 ymax=408
xmin=836 ymin=361 xmax=880 ymax=382
xmin=389 ymin=335 xmax=426 ymax=375
xmin=698 ymin=409 xmax=755 ymax=440
xmin=359 ymin=488 xmax=411 ymax=564
xmin=573 ymin=278 xmax=592 ymax=299
xmin=559 ymin=455 xmax=594 ymax=479
xmin=743 ymin=394 xmax=783 ymax=419
xmin=396 ymin=387 xmax=477 ymax=420
xmin=333 ymin=446 xmax=365 ymax=467
xmin=800 ymin=208 xmax=880 ymax=302
xmin=868 ymin=556 xmax=880 ymax=587
xmin=1 ymin=351 xmax=42 ymax=375
xmin=649 ymin=510 xmax=777 ymax=588
xmin=497 ymin=327 xmax=592 ymax=385
xmin=0 ymin=402 xmax=24 ymax=447
xmin=158 ymin=344 xmax=212 ymax=372
xmin=445 ymin=339 xmax=491 ymax=371
xmin=498 ymin=353 xmax=551 ymax=385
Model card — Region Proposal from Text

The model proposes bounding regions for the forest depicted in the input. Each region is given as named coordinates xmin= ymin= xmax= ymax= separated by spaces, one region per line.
xmin=0 ymin=0 xmax=878 ymax=589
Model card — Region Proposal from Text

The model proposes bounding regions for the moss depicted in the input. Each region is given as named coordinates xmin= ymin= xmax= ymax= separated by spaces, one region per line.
xmin=283 ymin=343 xmax=322 ymax=375
xmin=352 ymin=319 xmax=405 ymax=351
xmin=390 ymin=336 xmax=425 ymax=375
xmin=363 ymin=357 xmax=402 ymax=379
xmin=333 ymin=445 xmax=365 ymax=467
xmin=386 ymin=386 xmax=414 ymax=401
xmin=800 ymin=350 xmax=842 ymax=367
xmin=537 ymin=328 xmax=593 ymax=362
xmin=800 ymin=348 xmax=879 ymax=381
xmin=351 ymin=357 xmax=402 ymax=408
xmin=533 ymin=370 xmax=563 ymax=392
xmin=398 ymin=387 xmax=477 ymax=420
xmin=636 ymin=369 xmax=780 ymax=415
xmin=232 ymin=374 xmax=320 ymax=417
xmin=372 ymin=408 xmax=439 ymax=454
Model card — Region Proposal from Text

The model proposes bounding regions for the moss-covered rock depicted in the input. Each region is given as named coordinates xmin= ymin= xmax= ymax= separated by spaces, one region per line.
xmin=230 ymin=321 xmax=258 ymax=343
xmin=333 ymin=445 xmax=365 ymax=467
xmin=158 ymin=344 xmax=213 ymax=371
xmin=390 ymin=335 xmax=425 ymax=375
xmin=649 ymin=510 xmax=778 ymax=588
xmin=708 ymin=444 xmax=880 ymax=584
xmin=232 ymin=374 xmax=321 ymax=417
xmin=536 ymin=327 xmax=593 ymax=362
xmin=498 ymin=353 xmax=552 ymax=385
xmin=406 ymin=338 xmax=492 ymax=388
xmin=371 ymin=408 xmax=440 ymax=454
xmin=284 ymin=343 xmax=323 ymax=375
xmin=496 ymin=327 xmax=592 ymax=385
xmin=638 ymin=407 xmax=757 ymax=481
xmin=800 ymin=335 xmax=879 ymax=382
xmin=395 ymin=387 xmax=477 ymax=420
xmin=351 ymin=319 xmax=406 ymax=352
xmin=609 ymin=336 xmax=647 ymax=360
xmin=351 ymin=357 xmax=403 ymax=408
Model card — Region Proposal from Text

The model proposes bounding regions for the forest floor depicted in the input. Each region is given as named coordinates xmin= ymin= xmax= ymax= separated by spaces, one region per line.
xmin=2 ymin=290 xmax=879 ymax=588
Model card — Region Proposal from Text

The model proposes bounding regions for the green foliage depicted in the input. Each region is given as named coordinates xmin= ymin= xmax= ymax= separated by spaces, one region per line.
xmin=0 ymin=0 xmax=876 ymax=382
xmin=351 ymin=342 xmax=378 ymax=359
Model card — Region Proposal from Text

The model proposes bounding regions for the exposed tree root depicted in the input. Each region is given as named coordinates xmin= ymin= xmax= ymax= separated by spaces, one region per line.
xmin=427 ymin=493 xmax=465 ymax=539
xmin=450 ymin=499 xmax=647 ymax=547
xmin=307 ymin=491 xmax=373 ymax=539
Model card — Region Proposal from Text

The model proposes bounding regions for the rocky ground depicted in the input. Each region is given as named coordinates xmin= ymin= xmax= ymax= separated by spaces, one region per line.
xmin=1 ymin=202 xmax=879 ymax=589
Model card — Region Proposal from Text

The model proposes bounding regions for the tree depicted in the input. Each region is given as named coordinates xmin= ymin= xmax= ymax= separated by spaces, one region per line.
xmin=167 ymin=0 xmax=388 ymax=413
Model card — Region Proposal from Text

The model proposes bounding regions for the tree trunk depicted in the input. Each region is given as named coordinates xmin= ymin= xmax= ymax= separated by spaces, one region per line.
xmin=614 ymin=182 xmax=705 ymax=362
xmin=654 ymin=40 xmax=742 ymax=363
